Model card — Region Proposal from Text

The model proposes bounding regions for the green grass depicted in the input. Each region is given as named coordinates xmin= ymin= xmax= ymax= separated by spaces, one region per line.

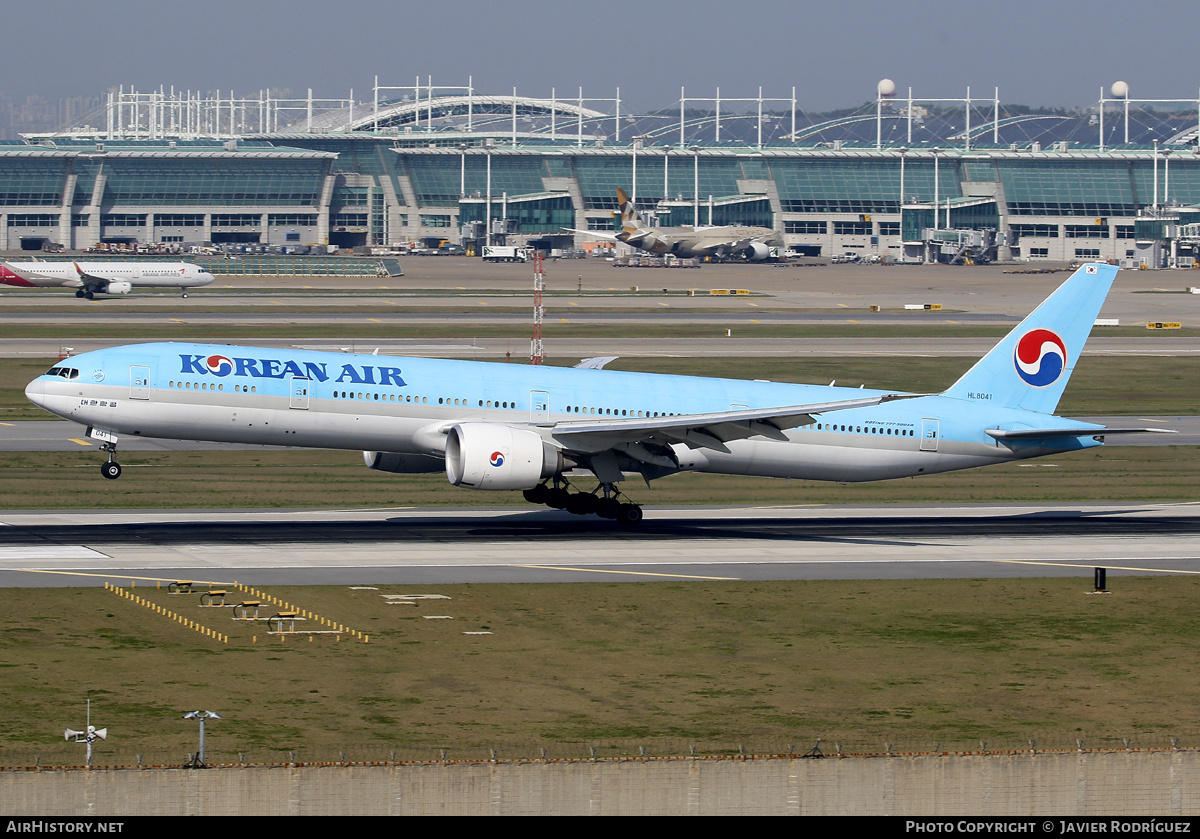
xmin=0 ymin=446 xmax=1197 ymax=509
xmin=3 ymin=577 xmax=1200 ymax=765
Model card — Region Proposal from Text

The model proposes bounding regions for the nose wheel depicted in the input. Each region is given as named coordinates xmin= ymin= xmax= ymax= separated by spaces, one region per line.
xmin=99 ymin=443 xmax=122 ymax=480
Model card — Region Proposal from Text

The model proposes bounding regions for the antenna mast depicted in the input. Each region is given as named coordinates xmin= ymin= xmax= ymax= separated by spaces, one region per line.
xmin=531 ymin=250 xmax=544 ymax=364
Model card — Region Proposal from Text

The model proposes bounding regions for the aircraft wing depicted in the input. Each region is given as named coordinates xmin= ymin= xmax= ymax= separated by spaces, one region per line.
xmin=987 ymin=426 xmax=1176 ymax=441
xmin=573 ymin=356 xmax=619 ymax=370
xmin=548 ymin=393 xmax=916 ymax=454
xmin=562 ymin=228 xmax=620 ymax=242
xmin=72 ymin=262 xmax=111 ymax=289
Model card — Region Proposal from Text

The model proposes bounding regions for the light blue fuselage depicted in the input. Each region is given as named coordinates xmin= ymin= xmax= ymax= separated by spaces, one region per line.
xmin=26 ymin=340 xmax=1103 ymax=485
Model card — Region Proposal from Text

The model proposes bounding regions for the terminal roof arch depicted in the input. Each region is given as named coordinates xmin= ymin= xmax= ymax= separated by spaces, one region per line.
xmin=306 ymin=95 xmax=608 ymax=133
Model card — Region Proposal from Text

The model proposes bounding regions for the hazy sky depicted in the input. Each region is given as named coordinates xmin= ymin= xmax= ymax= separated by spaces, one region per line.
xmin=8 ymin=0 xmax=1199 ymax=113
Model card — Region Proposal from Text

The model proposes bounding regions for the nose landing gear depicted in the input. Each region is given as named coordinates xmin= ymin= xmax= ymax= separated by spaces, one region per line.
xmin=99 ymin=443 xmax=122 ymax=480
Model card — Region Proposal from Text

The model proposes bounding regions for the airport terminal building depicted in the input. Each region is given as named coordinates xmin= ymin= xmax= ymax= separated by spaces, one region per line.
xmin=3 ymin=82 xmax=1200 ymax=266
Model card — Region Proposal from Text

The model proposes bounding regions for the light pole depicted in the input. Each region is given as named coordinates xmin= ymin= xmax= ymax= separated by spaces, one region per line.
xmin=690 ymin=145 xmax=702 ymax=227
xmin=183 ymin=710 xmax=221 ymax=768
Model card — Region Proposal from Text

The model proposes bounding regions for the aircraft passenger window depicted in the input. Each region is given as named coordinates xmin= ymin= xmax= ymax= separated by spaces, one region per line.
xmin=218 ymin=384 xmax=223 ymax=391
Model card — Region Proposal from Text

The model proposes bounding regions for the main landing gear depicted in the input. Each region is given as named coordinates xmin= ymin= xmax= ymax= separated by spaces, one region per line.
xmin=75 ymin=288 xmax=95 ymax=300
xmin=523 ymin=478 xmax=643 ymax=525
xmin=99 ymin=442 xmax=122 ymax=480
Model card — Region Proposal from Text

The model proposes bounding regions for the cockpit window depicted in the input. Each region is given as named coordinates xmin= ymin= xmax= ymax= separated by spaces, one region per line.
xmin=45 ymin=366 xmax=80 ymax=380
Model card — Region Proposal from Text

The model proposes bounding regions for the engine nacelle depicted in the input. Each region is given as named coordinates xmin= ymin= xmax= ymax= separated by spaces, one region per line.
xmin=444 ymin=423 xmax=559 ymax=490
xmin=741 ymin=242 xmax=771 ymax=262
xmin=363 ymin=451 xmax=444 ymax=474
xmin=103 ymin=281 xmax=132 ymax=295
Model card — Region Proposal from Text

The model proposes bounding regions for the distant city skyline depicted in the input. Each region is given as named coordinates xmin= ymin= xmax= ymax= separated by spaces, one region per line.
xmin=7 ymin=0 xmax=1200 ymax=117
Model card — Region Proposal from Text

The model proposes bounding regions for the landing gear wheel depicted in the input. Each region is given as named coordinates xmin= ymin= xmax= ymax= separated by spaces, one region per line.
xmin=566 ymin=493 xmax=599 ymax=516
xmin=616 ymin=503 xmax=643 ymax=525
xmin=523 ymin=484 xmax=550 ymax=505
xmin=595 ymin=497 xmax=620 ymax=520
xmin=101 ymin=461 xmax=122 ymax=480
xmin=75 ymin=289 xmax=85 ymax=298
xmin=546 ymin=487 xmax=571 ymax=509
xmin=85 ymin=290 xmax=95 ymax=300
xmin=182 ymin=291 xmax=189 ymax=298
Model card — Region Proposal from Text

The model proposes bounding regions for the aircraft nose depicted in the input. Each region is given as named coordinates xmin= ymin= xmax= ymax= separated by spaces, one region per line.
xmin=24 ymin=377 xmax=46 ymax=408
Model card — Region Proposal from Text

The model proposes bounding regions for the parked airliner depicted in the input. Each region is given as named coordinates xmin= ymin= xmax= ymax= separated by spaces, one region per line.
xmin=570 ymin=188 xmax=784 ymax=261
xmin=24 ymin=263 xmax=1166 ymax=523
xmin=0 ymin=260 xmax=214 ymax=298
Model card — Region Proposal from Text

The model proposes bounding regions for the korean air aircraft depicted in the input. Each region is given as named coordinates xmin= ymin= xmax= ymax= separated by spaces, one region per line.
xmin=0 ymin=260 xmax=215 ymax=298
xmin=24 ymin=263 xmax=1168 ymax=524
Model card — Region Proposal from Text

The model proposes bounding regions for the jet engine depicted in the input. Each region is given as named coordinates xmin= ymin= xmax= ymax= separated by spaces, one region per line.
xmin=363 ymin=451 xmax=444 ymax=474
xmin=444 ymin=423 xmax=561 ymax=490
xmin=741 ymin=242 xmax=771 ymax=262
xmin=103 ymin=281 xmax=133 ymax=295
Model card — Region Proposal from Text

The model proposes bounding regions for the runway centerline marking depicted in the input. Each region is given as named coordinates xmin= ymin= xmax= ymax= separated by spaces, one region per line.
xmin=514 ymin=565 xmax=737 ymax=580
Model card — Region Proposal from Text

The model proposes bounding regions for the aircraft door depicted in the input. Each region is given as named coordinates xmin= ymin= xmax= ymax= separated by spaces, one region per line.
xmin=920 ymin=418 xmax=940 ymax=452
xmin=130 ymin=366 xmax=150 ymax=400
xmin=289 ymin=376 xmax=310 ymax=410
xmin=530 ymin=390 xmax=550 ymax=423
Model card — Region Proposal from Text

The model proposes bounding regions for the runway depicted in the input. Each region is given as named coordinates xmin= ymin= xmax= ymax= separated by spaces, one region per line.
xmin=1 ymin=502 xmax=1198 ymax=588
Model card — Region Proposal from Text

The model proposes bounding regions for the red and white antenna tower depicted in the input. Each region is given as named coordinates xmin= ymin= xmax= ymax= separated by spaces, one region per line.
xmin=531 ymin=249 xmax=544 ymax=364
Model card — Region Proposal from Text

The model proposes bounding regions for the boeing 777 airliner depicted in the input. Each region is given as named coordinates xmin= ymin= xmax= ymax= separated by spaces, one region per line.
xmin=24 ymin=263 xmax=1168 ymax=523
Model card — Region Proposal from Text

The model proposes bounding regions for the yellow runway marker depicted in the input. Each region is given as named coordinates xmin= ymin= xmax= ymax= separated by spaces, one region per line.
xmin=569 ymin=302 xmax=578 ymax=306
xmin=368 ymin=318 xmax=380 ymax=322
xmin=515 ymin=564 xmax=737 ymax=581
xmin=0 ymin=422 xmax=11 ymax=426
xmin=69 ymin=438 xmax=92 ymax=447
xmin=169 ymin=318 xmax=183 ymax=323
xmin=659 ymin=303 xmax=669 ymax=307
xmin=847 ymin=319 xmax=860 ymax=324
xmin=478 ymin=301 xmax=487 ymax=305
xmin=996 ymin=560 xmax=1200 ymax=575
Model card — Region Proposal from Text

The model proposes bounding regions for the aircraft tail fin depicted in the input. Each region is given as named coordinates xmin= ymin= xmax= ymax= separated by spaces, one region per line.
xmin=616 ymin=188 xmax=650 ymax=235
xmin=941 ymin=262 xmax=1118 ymax=415
xmin=0 ymin=261 xmax=36 ymax=287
